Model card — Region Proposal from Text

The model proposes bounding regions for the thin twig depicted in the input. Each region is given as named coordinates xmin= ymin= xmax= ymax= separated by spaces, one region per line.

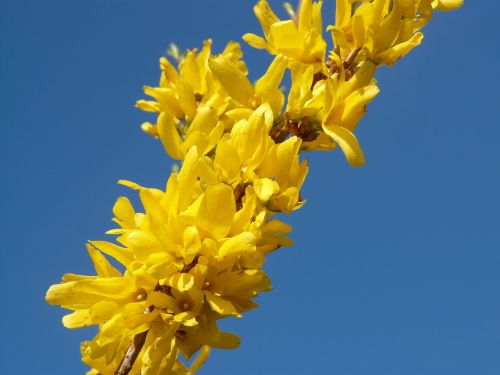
xmin=114 ymin=329 xmax=149 ymax=375
xmin=115 ymin=303 xmax=156 ymax=375
xmin=343 ymin=48 xmax=361 ymax=70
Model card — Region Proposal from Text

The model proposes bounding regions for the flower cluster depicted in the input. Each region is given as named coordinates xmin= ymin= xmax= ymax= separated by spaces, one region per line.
xmin=46 ymin=1 xmax=462 ymax=373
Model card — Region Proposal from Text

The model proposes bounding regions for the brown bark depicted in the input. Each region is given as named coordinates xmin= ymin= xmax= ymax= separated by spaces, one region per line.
xmin=114 ymin=330 xmax=149 ymax=375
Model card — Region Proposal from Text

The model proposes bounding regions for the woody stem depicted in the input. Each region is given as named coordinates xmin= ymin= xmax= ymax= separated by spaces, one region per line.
xmin=114 ymin=330 xmax=149 ymax=375
xmin=115 ymin=300 xmax=160 ymax=374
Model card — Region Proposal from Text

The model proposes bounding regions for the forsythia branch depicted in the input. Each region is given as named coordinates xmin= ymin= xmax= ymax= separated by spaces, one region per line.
xmin=45 ymin=1 xmax=463 ymax=374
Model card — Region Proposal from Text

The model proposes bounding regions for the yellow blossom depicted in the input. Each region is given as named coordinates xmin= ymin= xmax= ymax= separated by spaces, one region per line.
xmin=243 ymin=0 xmax=327 ymax=66
xmin=330 ymin=0 xmax=462 ymax=67
xmin=136 ymin=40 xmax=248 ymax=160
xmin=208 ymin=54 xmax=288 ymax=116
xmin=47 ymin=0 xmax=462 ymax=372
xmin=330 ymin=0 xmax=419 ymax=66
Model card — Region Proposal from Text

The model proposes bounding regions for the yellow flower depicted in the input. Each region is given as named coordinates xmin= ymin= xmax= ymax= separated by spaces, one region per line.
xmin=208 ymin=54 xmax=288 ymax=116
xmin=285 ymin=62 xmax=336 ymax=151
xmin=173 ymin=305 xmax=240 ymax=360
xmin=48 ymin=136 xmax=304 ymax=371
xmin=138 ymin=45 xmax=289 ymax=161
xmin=213 ymin=105 xmax=309 ymax=212
xmin=330 ymin=0 xmax=462 ymax=67
xmin=243 ymin=0 xmax=327 ymax=66
xmin=287 ymin=63 xmax=326 ymax=120
xmin=136 ymin=40 xmax=248 ymax=160
xmin=283 ymin=58 xmax=378 ymax=165
xmin=320 ymin=59 xmax=379 ymax=166
xmin=47 ymin=1 xmax=462 ymax=372
xmin=45 ymin=243 xmax=156 ymax=330
xmin=46 ymin=242 xmax=163 ymax=373
xmin=330 ymin=0 xmax=420 ymax=66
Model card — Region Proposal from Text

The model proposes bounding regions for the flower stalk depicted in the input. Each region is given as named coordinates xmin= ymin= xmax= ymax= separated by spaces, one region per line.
xmin=115 ymin=330 xmax=149 ymax=375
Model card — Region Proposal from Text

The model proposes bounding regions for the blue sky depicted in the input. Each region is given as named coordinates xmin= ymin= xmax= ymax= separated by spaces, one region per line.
xmin=1 ymin=1 xmax=499 ymax=374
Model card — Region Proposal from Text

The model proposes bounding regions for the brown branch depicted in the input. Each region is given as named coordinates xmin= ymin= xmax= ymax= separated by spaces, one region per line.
xmin=312 ymin=71 xmax=327 ymax=87
xmin=344 ymin=48 xmax=361 ymax=68
xmin=114 ymin=328 xmax=149 ymax=375
xmin=343 ymin=48 xmax=362 ymax=80
xmin=270 ymin=120 xmax=289 ymax=143
xmin=115 ymin=303 xmax=156 ymax=374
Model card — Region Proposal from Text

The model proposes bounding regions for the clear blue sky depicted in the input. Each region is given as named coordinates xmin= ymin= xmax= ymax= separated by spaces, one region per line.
xmin=1 ymin=1 xmax=498 ymax=374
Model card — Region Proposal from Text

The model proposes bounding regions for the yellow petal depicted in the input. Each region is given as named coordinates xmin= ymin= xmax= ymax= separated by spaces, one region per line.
xmin=157 ymin=112 xmax=184 ymax=160
xmin=141 ymin=121 xmax=158 ymax=138
xmin=159 ymin=56 xmax=180 ymax=83
xmin=269 ymin=20 xmax=304 ymax=55
xmin=212 ymin=332 xmax=240 ymax=350
xmin=297 ymin=0 xmax=312 ymax=32
xmin=146 ymin=291 xmax=169 ymax=308
xmin=189 ymin=346 xmax=210 ymax=373
xmin=180 ymin=50 xmax=201 ymax=93
xmin=88 ymin=241 xmax=133 ymax=267
xmin=374 ymin=1 xmax=402 ymax=52
xmin=269 ymin=187 xmax=300 ymax=213
xmin=432 ymin=0 xmax=463 ymax=11
xmin=62 ymin=310 xmax=91 ymax=329
xmin=218 ymin=232 xmax=257 ymax=257
xmin=167 ymin=273 xmax=195 ymax=292
xmin=188 ymin=107 xmax=218 ymax=135
xmin=341 ymin=84 xmax=380 ymax=129
xmin=255 ymin=55 xmax=288 ymax=115
xmin=335 ymin=0 xmax=351 ymax=28
xmin=254 ymin=0 xmax=280 ymax=39
xmin=205 ymin=291 xmax=241 ymax=316
xmin=352 ymin=11 xmax=367 ymax=48
xmin=209 ymin=56 xmax=254 ymax=105
xmin=376 ymin=32 xmax=423 ymax=66
xmin=142 ymin=86 xmax=183 ymax=118
xmin=86 ymin=244 xmax=121 ymax=278
xmin=121 ymin=302 xmax=159 ymax=329
xmin=141 ymin=324 xmax=178 ymax=375
xmin=181 ymin=184 xmax=236 ymax=240
xmin=174 ymin=312 xmax=198 ymax=326
xmin=230 ymin=189 xmax=257 ymax=236
xmin=176 ymin=80 xmax=197 ymax=120
xmin=89 ymin=300 xmax=119 ymax=323
xmin=254 ymin=178 xmax=280 ymax=202
xmin=214 ymin=139 xmax=241 ymax=182
xmin=341 ymin=60 xmax=376 ymax=96
xmin=117 ymin=179 xmax=142 ymax=190
xmin=135 ymin=99 xmax=161 ymax=113
xmin=182 ymin=226 xmax=201 ymax=264
xmin=222 ymin=41 xmax=247 ymax=73
xmin=121 ymin=230 xmax=163 ymax=258
xmin=112 ymin=196 xmax=136 ymax=229
xmin=46 ymin=277 xmax=135 ymax=308
xmin=242 ymin=33 xmax=268 ymax=49
xmin=229 ymin=106 xmax=271 ymax=168
xmin=181 ymin=131 xmax=210 ymax=157
xmin=322 ymin=125 xmax=365 ymax=166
